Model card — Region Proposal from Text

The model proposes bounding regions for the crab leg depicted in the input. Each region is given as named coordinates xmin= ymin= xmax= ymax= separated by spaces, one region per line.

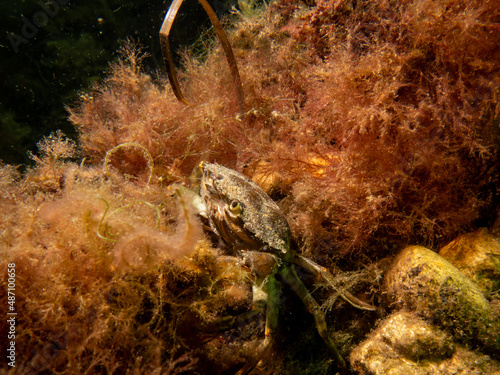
xmin=263 ymin=271 xmax=280 ymax=351
xmin=239 ymin=270 xmax=281 ymax=375
xmin=279 ymin=262 xmax=347 ymax=372
xmin=293 ymin=255 xmax=376 ymax=311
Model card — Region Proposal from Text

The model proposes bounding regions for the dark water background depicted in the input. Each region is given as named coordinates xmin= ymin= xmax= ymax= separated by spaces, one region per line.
xmin=0 ymin=0 xmax=236 ymax=167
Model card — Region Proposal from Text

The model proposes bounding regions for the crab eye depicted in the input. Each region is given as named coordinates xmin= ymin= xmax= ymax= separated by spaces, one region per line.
xmin=229 ymin=200 xmax=242 ymax=215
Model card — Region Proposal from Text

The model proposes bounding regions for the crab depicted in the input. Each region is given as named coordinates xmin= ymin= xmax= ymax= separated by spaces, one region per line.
xmin=195 ymin=162 xmax=375 ymax=373
xmin=159 ymin=2 xmax=375 ymax=371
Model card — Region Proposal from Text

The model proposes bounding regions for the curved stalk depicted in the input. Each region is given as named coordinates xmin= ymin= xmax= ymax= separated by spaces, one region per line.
xmin=160 ymin=0 xmax=246 ymax=114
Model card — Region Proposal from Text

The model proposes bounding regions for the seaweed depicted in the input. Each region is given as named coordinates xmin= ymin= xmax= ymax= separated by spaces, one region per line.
xmin=1 ymin=0 xmax=499 ymax=373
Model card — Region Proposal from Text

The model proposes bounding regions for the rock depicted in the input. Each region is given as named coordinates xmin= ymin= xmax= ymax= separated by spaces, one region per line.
xmin=350 ymin=311 xmax=500 ymax=375
xmin=384 ymin=245 xmax=500 ymax=354
xmin=439 ymin=228 xmax=500 ymax=294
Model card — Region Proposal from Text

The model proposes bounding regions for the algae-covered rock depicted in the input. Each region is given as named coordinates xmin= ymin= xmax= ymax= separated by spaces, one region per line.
xmin=384 ymin=245 xmax=500 ymax=354
xmin=439 ymin=228 xmax=500 ymax=294
xmin=350 ymin=311 xmax=500 ymax=375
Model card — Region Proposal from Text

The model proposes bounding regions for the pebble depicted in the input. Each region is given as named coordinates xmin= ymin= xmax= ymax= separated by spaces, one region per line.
xmin=439 ymin=228 xmax=500 ymax=295
xmin=350 ymin=311 xmax=500 ymax=374
xmin=383 ymin=245 xmax=500 ymax=353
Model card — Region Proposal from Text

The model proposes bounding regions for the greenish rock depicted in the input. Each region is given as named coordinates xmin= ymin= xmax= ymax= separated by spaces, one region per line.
xmin=350 ymin=311 xmax=500 ymax=375
xmin=384 ymin=245 xmax=500 ymax=354
xmin=439 ymin=228 xmax=500 ymax=295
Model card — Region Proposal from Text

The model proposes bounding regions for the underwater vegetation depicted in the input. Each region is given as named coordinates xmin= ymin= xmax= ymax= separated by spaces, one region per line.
xmin=1 ymin=0 xmax=499 ymax=373
xmin=71 ymin=0 xmax=499 ymax=256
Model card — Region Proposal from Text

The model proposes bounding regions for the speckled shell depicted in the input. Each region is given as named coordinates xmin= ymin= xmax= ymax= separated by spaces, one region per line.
xmin=198 ymin=162 xmax=291 ymax=254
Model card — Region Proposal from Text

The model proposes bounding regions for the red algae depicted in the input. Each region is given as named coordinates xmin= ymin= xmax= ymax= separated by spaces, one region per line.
xmin=1 ymin=0 xmax=499 ymax=373
xmin=231 ymin=0 xmax=500 ymax=256
xmin=71 ymin=0 xmax=498 ymax=256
